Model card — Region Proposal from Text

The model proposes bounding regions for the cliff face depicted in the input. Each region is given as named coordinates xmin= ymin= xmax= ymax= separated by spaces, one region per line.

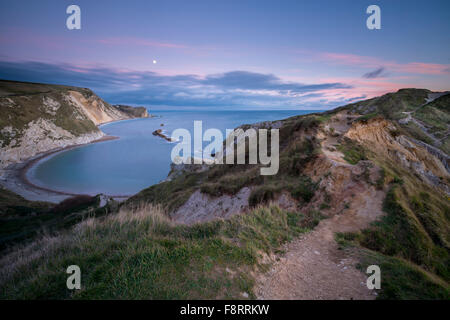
xmin=113 ymin=105 xmax=149 ymax=119
xmin=0 ymin=80 xmax=149 ymax=168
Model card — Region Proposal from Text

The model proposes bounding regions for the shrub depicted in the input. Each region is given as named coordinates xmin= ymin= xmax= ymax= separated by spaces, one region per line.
xmin=337 ymin=138 xmax=367 ymax=165
xmin=51 ymin=195 xmax=97 ymax=215
xmin=249 ymin=186 xmax=276 ymax=207
xmin=290 ymin=177 xmax=316 ymax=203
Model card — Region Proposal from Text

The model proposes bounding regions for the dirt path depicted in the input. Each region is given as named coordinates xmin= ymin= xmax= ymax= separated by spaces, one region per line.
xmin=320 ymin=112 xmax=356 ymax=163
xmin=255 ymin=111 xmax=384 ymax=300
xmin=255 ymin=187 xmax=383 ymax=300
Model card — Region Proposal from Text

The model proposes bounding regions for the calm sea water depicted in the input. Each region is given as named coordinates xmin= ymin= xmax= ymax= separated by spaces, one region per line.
xmin=28 ymin=110 xmax=316 ymax=195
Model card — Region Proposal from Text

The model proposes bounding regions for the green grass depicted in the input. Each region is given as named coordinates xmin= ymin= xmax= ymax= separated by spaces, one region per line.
xmin=441 ymin=137 xmax=450 ymax=155
xmin=346 ymin=88 xmax=430 ymax=120
xmin=290 ymin=176 xmax=317 ymax=202
xmin=0 ymin=190 xmax=111 ymax=255
xmin=334 ymin=182 xmax=450 ymax=299
xmin=337 ymin=137 xmax=367 ymax=165
xmin=354 ymin=112 xmax=379 ymax=123
xmin=358 ymin=251 xmax=449 ymax=300
xmin=0 ymin=204 xmax=318 ymax=299
xmin=192 ymin=118 xmax=321 ymax=204
xmin=126 ymin=171 xmax=204 ymax=212
xmin=331 ymin=121 xmax=450 ymax=299
xmin=0 ymin=92 xmax=94 ymax=135
xmin=335 ymin=233 xmax=449 ymax=300
xmin=0 ymin=188 xmax=52 ymax=252
xmin=414 ymin=94 xmax=450 ymax=134
xmin=358 ymin=187 xmax=450 ymax=281
xmin=248 ymin=185 xmax=276 ymax=207
xmin=400 ymin=122 xmax=435 ymax=146
xmin=0 ymin=80 xmax=145 ymax=149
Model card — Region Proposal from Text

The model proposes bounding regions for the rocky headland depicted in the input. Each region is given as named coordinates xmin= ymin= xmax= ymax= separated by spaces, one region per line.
xmin=0 ymin=80 xmax=150 ymax=201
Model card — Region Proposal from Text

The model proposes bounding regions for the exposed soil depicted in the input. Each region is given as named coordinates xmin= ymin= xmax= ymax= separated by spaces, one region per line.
xmin=255 ymin=187 xmax=383 ymax=300
xmin=255 ymin=111 xmax=384 ymax=300
xmin=172 ymin=188 xmax=298 ymax=224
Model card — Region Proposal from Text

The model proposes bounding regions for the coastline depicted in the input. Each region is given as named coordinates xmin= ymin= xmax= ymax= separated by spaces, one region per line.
xmin=0 ymin=135 xmax=130 ymax=203
xmin=98 ymin=113 xmax=157 ymax=128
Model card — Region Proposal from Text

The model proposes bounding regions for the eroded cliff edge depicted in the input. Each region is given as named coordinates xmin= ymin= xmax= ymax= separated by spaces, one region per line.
xmin=0 ymin=80 xmax=149 ymax=169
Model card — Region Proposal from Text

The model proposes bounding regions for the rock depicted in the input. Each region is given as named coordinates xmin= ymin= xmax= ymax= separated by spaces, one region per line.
xmin=152 ymin=129 xmax=172 ymax=142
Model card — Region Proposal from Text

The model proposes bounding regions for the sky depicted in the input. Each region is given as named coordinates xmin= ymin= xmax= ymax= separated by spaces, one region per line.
xmin=0 ymin=0 xmax=449 ymax=110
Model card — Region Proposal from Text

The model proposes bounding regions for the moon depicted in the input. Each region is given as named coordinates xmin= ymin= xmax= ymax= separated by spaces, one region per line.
xmin=153 ymin=60 xmax=157 ymax=64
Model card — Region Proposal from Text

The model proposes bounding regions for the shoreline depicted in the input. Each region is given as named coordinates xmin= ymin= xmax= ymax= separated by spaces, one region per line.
xmin=98 ymin=113 xmax=158 ymax=129
xmin=1 ymin=134 xmax=131 ymax=203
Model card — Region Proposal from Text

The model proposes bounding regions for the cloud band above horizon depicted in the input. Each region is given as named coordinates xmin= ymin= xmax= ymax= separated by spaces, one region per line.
xmin=0 ymin=60 xmax=358 ymax=109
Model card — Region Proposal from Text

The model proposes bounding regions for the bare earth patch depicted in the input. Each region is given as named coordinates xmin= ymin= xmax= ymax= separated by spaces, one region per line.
xmin=256 ymin=111 xmax=385 ymax=300
xmin=255 ymin=187 xmax=384 ymax=300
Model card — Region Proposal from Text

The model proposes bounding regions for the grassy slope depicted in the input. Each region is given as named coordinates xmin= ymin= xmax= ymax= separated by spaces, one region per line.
xmin=414 ymin=94 xmax=450 ymax=134
xmin=336 ymin=182 xmax=450 ymax=299
xmin=0 ymin=204 xmax=321 ymax=299
xmin=343 ymin=89 xmax=450 ymax=152
xmin=414 ymin=94 xmax=450 ymax=154
xmin=0 ymin=80 xmax=147 ymax=148
xmin=355 ymin=177 xmax=450 ymax=299
xmin=344 ymin=88 xmax=430 ymax=119
xmin=0 ymin=80 xmax=99 ymax=147
xmin=333 ymin=117 xmax=450 ymax=298
xmin=0 ymin=189 xmax=113 ymax=255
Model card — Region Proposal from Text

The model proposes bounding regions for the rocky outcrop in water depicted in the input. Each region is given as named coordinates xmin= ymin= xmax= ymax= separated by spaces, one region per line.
xmin=152 ymin=129 xmax=172 ymax=142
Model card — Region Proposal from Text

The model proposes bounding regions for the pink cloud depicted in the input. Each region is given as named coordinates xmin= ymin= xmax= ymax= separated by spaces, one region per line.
xmin=300 ymin=75 xmax=416 ymax=105
xmin=319 ymin=52 xmax=449 ymax=75
xmin=394 ymin=62 xmax=450 ymax=75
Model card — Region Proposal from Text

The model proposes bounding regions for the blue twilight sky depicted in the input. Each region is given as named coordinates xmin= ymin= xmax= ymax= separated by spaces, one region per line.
xmin=0 ymin=0 xmax=449 ymax=109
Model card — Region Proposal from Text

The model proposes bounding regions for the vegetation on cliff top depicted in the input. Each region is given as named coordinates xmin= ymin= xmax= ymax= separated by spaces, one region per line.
xmin=0 ymin=203 xmax=320 ymax=299
xmin=335 ymin=136 xmax=450 ymax=299
xmin=0 ymin=80 xmax=99 ymax=143
xmin=0 ymin=80 xmax=149 ymax=149
xmin=0 ymin=190 xmax=110 ymax=254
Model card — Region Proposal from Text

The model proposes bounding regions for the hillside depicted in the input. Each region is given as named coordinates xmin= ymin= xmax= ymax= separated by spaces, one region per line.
xmin=343 ymin=88 xmax=450 ymax=154
xmin=0 ymin=88 xmax=448 ymax=299
xmin=0 ymin=80 xmax=149 ymax=168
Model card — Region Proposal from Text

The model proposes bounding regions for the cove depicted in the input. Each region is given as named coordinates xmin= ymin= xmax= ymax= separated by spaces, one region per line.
xmin=27 ymin=110 xmax=313 ymax=196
